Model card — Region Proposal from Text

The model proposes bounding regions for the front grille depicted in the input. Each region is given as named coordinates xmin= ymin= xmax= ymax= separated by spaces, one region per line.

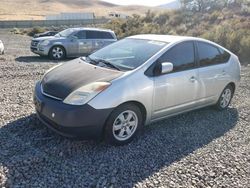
xmin=30 ymin=46 xmax=37 ymax=50
xmin=41 ymin=84 xmax=62 ymax=101
xmin=31 ymin=40 xmax=39 ymax=47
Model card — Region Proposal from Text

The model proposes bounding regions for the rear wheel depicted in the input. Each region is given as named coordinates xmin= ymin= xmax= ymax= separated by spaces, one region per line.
xmin=49 ymin=46 xmax=66 ymax=60
xmin=215 ymin=85 xmax=234 ymax=110
xmin=105 ymin=104 xmax=143 ymax=146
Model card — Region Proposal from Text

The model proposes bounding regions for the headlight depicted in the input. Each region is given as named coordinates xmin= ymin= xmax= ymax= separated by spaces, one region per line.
xmin=63 ymin=82 xmax=111 ymax=105
xmin=39 ymin=40 xmax=50 ymax=46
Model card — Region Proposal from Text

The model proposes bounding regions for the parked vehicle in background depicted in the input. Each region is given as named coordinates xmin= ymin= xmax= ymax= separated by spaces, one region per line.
xmin=30 ymin=28 xmax=117 ymax=60
xmin=33 ymin=31 xmax=58 ymax=38
xmin=0 ymin=40 xmax=4 ymax=54
xmin=34 ymin=35 xmax=241 ymax=145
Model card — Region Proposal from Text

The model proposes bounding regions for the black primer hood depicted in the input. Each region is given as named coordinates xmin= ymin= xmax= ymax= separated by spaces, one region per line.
xmin=41 ymin=59 xmax=123 ymax=99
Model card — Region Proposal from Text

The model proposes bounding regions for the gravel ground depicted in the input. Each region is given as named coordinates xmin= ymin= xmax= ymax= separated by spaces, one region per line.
xmin=0 ymin=30 xmax=250 ymax=188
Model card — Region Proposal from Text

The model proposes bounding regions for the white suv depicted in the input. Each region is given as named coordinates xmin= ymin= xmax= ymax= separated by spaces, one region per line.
xmin=0 ymin=40 xmax=4 ymax=55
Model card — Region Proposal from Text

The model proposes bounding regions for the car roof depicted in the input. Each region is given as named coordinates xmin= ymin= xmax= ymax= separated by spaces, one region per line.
xmin=128 ymin=34 xmax=233 ymax=55
xmin=71 ymin=27 xmax=114 ymax=33
xmin=128 ymin=34 xmax=210 ymax=44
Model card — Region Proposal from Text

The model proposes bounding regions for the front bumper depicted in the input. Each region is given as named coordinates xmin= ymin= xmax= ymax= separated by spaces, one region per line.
xmin=30 ymin=45 xmax=50 ymax=56
xmin=34 ymin=82 xmax=113 ymax=139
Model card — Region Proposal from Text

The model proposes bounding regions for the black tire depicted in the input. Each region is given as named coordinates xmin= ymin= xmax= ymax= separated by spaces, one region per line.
xmin=105 ymin=103 xmax=143 ymax=146
xmin=49 ymin=45 xmax=66 ymax=60
xmin=215 ymin=85 xmax=234 ymax=110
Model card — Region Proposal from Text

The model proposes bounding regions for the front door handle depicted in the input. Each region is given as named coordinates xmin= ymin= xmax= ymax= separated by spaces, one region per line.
xmin=189 ymin=76 xmax=197 ymax=83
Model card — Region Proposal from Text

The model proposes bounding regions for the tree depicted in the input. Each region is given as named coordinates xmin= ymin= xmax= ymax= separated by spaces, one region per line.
xmin=180 ymin=0 xmax=249 ymax=12
xmin=181 ymin=0 xmax=207 ymax=12
xmin=154 ymin=13 xmax=169 ymax=25
xmin=143 ymin=10 xmax=155 ymax=23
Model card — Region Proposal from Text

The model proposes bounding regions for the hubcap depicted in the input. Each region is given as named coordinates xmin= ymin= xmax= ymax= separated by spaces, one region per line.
xmin=112 ymin=110 xmax=138 ymax=141
xmin=52 ymin=47 xmax=63 ymax=59
xmin=220 ymin=88 xmax=232 ymax=108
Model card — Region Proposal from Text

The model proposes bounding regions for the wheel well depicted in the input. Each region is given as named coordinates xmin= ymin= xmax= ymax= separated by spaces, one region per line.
xmin=121 ymin=101 xmax=147 ymax=124
xmin=101 ymin=101 xmax=147 ymax=139
xmin=228 ymin=82 xmax=236 ymax=94
xmin=49 ymin=45 xmax=67 ymax=56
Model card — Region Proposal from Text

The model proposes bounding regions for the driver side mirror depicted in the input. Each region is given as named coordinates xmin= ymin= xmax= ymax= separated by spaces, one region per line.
xmin=154 ymin=62 xmax=173 ymax=76
xmin=161 ymin=62 xmax=173 ymax=74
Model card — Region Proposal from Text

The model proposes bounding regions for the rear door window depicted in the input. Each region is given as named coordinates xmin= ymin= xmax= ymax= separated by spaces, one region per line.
xmin=86 ymin=31 xmax=114 ymax=39
xmin=197 ymin=42 xmax=229 ymax=67
xmin=86 ymin=31 xmax=96 ymax=39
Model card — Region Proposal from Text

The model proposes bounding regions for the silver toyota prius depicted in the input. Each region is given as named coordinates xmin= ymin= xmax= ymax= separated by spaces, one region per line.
xmin=34 ymin=34 xmax=241 ymax=145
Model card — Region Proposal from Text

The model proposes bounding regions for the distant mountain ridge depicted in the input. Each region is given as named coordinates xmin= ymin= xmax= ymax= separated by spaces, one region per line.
xmin=159 ymin=0 xmax=181 ymax=9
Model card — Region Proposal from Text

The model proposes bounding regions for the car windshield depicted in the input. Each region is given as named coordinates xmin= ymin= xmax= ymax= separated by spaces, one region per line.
xmin=88 ymin=38 xmax=167 ymax=71
xmin=55 ymin=28 xmax=75 ymax=37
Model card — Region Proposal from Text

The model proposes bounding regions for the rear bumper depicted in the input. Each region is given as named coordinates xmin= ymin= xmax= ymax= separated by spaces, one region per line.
xmin=34 ymin=82 xmax=113 ymax=139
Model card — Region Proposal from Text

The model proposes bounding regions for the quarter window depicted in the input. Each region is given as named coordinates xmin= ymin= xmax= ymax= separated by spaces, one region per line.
xmin=158 ymin=41 xmax=195 ymax=72
xmin=197 ymin=42 xmax=227 ymax=66
xmin=100 ymin=32 xmax=114 ymax=39
xmin=218 ymin=48 xmax=231 ymax=63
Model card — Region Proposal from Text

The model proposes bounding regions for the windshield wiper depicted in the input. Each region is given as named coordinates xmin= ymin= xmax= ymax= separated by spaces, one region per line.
xmin=85 ymin=56 xmax=98 ymax=65
xmin=85 ymin=56 xmax=121 ymax=71
xmin=96 ymin=59 xmax=121 ymax=71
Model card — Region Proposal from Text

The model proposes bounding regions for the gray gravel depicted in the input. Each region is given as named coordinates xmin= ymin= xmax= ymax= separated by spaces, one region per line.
xmin=0 ymin=30 xmax=250 ymax=188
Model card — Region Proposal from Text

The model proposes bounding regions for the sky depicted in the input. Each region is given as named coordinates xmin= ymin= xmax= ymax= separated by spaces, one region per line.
xmin=100 ymin=0 xmax=176 ymax=7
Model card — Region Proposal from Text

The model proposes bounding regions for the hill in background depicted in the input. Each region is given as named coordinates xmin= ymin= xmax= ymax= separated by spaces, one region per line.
xmin=159 ymin=0 xmax=181 ymax=9
xmin=0 ymin=0 xmax=163 ymax=20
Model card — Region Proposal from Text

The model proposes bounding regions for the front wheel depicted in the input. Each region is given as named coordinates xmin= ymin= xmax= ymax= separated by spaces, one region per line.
xmin=105 ymin=104 xmax=143 ymax=146
xmin=215 ymin=85 xmax=234 ymax=110
xmin=49 ymin=46 xmax=66 ymax=60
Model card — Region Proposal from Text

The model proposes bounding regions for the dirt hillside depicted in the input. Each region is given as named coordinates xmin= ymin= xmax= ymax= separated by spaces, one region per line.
xmin=0 ymin=0 xmax=161 ymax=20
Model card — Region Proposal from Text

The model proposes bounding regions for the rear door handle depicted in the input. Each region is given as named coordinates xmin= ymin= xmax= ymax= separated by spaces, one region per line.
xmin=189 ymin=76 xmax=197 ymax=83
xmin=222 ymin=70 xmax=226 ymax=75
